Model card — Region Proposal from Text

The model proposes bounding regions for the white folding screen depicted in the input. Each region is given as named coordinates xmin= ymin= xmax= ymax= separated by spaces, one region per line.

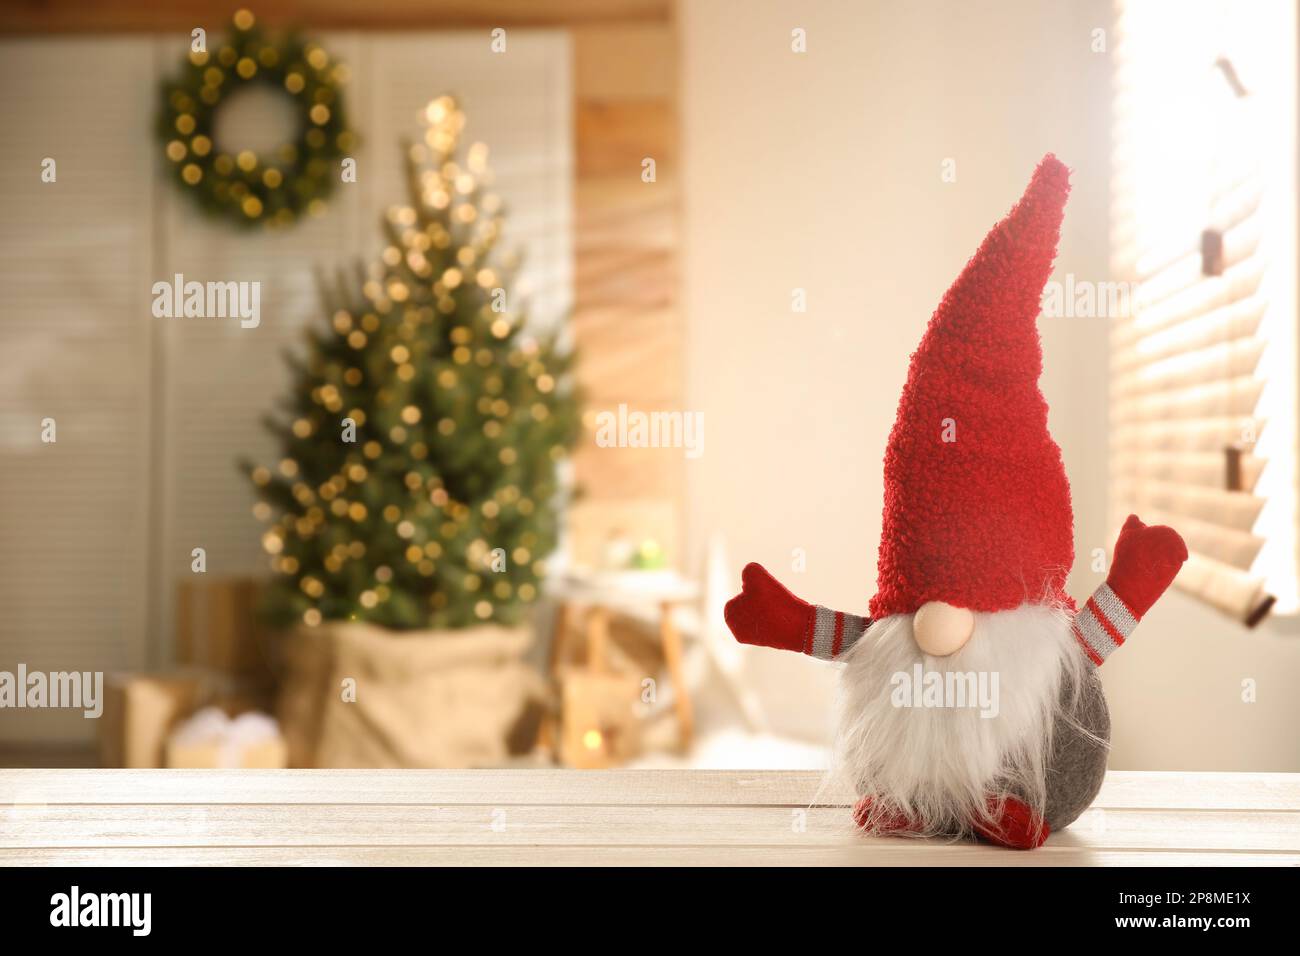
xmin=0 ymin=32 xmax=571 ymax=743
xmin=0 ymin=40 xmax=158 ymax=743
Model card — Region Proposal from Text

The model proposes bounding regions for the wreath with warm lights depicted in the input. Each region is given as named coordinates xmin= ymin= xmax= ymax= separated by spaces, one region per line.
xmin=156 ymin=9 xmax=355 ymax=229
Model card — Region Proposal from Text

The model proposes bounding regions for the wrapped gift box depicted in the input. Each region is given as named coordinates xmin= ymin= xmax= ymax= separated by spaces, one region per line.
xmin=164 ymin=706 xmax=288 ymax=769
xmin=175 ymin=577 xmax=274 ymax=695
xmin=100 ymin=673 xmax=204 ymax=769
xmin=165 ymin=736 xmax=288 ymax=768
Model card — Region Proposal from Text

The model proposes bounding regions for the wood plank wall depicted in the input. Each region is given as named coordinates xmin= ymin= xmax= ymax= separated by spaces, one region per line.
xmin=568 ymin=22 xmax=683 ymax=569
xmin=0 ymin=2 xmax=670 ymax=32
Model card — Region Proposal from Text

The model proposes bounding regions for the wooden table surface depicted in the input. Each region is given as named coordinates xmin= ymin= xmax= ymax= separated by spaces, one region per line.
xmin=1 ymin=769 xmax=1297 ymax=865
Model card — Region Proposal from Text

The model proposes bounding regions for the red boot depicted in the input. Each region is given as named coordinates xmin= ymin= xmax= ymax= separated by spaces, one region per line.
xmin=853 ymin=797 xmax=918 ymax=835
xmin=972 ymin=795 xmax=1050 ymax=850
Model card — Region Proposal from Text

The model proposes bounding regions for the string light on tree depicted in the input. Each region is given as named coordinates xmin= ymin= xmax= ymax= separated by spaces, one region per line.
xmin=244 ymin=95 xmax=579 ymax=629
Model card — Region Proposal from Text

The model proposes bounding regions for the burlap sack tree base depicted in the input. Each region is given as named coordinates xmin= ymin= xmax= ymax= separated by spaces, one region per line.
xmin=276 ymin=622 xmax=544 ymax=768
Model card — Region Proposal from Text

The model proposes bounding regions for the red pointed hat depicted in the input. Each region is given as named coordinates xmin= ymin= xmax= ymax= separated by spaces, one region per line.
xmin=869 ymin=154 xmax=1075 ymax=619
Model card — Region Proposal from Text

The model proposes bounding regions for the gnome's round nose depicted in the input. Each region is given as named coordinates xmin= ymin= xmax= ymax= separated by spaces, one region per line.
xmin=913 ymin=602 xmax=974 ymax=657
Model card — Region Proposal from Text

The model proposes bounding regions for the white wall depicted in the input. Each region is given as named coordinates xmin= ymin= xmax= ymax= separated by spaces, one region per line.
xmin=680 ymin=0 xmax=1300 ymax=769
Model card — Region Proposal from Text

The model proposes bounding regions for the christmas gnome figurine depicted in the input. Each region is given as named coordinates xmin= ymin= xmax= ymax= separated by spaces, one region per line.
xmin=724 ymin=155 xmax=1188 ymax=850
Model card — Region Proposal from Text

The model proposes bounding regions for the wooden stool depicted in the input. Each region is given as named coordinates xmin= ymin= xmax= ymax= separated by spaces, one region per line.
xmin=545 ymin=573 xmax=698 ymax=754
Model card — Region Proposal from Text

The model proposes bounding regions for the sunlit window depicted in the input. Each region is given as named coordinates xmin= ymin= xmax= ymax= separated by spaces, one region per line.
xmin=1110 ymin=0 xmax=1298 ymax=621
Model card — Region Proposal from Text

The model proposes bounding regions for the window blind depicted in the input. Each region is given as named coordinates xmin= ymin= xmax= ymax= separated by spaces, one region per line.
xmin=1110 ymin=0 xmax=1298 ymax=624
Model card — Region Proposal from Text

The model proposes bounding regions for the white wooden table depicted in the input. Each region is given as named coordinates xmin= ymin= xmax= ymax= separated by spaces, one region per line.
xmin=1 ymin=770 xmax=1296 ymax=865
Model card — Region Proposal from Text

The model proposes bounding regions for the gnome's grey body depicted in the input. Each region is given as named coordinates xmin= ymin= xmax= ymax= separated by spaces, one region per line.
xmin=1043 ymin=671 xmax=1110 ymax=832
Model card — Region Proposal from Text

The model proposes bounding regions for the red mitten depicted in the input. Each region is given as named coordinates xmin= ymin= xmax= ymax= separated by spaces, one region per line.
xmin=1106 ymin=514 xmax=1188 ymax=619
xmin=724 ymin=563 xmax=814 ymax=654
xmin=1074 ymin=515 xmax=1188 ymax=666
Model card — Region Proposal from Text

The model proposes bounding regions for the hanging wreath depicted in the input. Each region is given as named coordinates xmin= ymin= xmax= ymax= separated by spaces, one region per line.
xmin=157 ymin=9 xmax=355 ymax=229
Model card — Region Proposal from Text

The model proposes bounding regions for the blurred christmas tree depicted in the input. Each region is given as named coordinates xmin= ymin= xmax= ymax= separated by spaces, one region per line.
xmin=246 ymin=96 xmax=580 ymax=631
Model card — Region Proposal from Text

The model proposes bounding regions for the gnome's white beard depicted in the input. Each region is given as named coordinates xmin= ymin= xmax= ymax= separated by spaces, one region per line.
xmin=834 ymin=603 xmax=1089 ymax=838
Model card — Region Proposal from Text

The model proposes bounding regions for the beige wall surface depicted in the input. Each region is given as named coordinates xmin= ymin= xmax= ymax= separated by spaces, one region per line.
xmin=680 ymin=0 xmax=1300 ymax=769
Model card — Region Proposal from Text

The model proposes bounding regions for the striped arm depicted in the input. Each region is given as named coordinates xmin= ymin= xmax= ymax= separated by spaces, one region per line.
xmin=805 ymin=606 xmax=871 ymax=661
xmin=1072 ymin=582 xmax=1139 ymax=667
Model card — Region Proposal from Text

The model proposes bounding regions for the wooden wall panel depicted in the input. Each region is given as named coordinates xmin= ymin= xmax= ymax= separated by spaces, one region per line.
xmin=567 ymin=23 xmax=683 ymax=570
xmin=0 ymin=1 xmax=671 ymax=33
